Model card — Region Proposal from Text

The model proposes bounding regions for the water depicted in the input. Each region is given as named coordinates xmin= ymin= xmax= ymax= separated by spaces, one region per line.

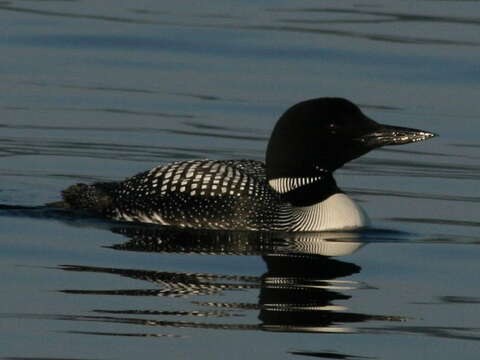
xmin=1 ymin=0 xmax=480 ymax=359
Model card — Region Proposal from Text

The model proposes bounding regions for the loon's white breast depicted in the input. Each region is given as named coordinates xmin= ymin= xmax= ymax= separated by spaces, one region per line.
xmin=290 ymin=193 xmax=369 ymax=232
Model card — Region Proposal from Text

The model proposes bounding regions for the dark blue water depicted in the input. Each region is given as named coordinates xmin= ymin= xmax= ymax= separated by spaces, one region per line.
xmin=1 ymin=1 xmax=480 ymax=359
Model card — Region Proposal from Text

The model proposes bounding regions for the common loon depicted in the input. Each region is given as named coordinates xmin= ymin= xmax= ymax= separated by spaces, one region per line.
xmin=58 ymin=98 xmax=436 ymax=231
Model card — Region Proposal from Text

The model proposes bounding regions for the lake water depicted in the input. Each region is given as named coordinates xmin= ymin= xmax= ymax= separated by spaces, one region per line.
xmin=1 ymin=1 xmax=480 ymax=359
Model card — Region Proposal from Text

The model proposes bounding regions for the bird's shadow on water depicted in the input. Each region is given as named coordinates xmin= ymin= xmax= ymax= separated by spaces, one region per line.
xmin=53 ymin=226 xmax=407 ymax=336
xmin=0 ymin=204 xmax=407 ymax=333
xmin=4 ymin=205 xmax=480 ymax=347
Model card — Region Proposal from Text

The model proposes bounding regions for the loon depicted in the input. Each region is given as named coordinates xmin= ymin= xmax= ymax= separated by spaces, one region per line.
xmin=58 ymin=98 xmax=436 ymax=231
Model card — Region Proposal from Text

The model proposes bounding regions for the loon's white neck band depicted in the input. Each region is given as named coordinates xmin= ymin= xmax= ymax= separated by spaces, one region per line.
xmin=268 ymin=177 xmax=323 ymax=194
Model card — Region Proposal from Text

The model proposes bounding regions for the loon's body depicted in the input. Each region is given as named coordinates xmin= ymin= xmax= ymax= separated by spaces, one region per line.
xmin=60 ymin=98 xmax=436 ymax=231
xmin=63 ymin=159 xmax=366 ymax=231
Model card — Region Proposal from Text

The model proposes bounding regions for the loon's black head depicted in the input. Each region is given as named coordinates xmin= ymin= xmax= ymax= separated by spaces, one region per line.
xmin=266 ymin=97 xmax=437 ymax=181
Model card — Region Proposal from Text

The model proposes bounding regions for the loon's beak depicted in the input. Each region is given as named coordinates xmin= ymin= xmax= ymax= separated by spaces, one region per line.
xmin=357 ymin=124 xmax=438 ymax=148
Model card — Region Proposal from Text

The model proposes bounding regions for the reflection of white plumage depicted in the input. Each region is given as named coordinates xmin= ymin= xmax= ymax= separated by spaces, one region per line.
xmin=281 ymin=232 xmax=364 ymax=257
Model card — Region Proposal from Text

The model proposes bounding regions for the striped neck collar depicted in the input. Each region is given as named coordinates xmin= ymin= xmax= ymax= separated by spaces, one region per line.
xmin=268 ymin=173 xmax=340 ymax=207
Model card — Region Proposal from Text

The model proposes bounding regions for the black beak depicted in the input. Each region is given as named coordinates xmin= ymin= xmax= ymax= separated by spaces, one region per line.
xmin=357 ymin=124 xmax=438 ymax=148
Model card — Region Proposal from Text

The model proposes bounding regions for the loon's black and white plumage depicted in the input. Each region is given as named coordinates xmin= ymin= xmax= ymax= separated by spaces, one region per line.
xmin=59 ymin=98 xmax=436 ymax=231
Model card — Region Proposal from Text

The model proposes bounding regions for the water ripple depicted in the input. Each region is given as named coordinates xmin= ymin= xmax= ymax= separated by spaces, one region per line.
xmin=269 ymin=7 xmax=480 ymax=27
xmin=347 ymin=157 xmax=480 ymax=180
xmin=0 ymin=137 xmax=248 ymax=162
xmin=2 ymin=358 xmax=100 ymax=360
xmin=288 ymin=349 xmax=376 ymax=359
xmin=2 ymin=105 xmax=194 ymax=119
xmin=390 ymin=217 xmax=480 ymax=228
xmin=2 ymin=3 xmax=478 ymax=47
xmin=362 ymin=325 xmax=480 ymax=341
xmin=348 ymin=187 xmax=480 ymax=203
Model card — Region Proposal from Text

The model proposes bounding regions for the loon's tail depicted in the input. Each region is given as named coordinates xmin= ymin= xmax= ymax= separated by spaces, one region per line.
xmin=59 ymin=182 xmax=117 ymax=214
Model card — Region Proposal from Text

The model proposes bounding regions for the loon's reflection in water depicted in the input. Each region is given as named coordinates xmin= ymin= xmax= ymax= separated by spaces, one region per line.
xmin=54 ymin=225 xmax=403 ymax=335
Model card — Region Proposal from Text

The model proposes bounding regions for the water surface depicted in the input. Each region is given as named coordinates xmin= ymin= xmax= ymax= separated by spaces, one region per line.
xmin=1 ymin=0 xmax=480 ymax=359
